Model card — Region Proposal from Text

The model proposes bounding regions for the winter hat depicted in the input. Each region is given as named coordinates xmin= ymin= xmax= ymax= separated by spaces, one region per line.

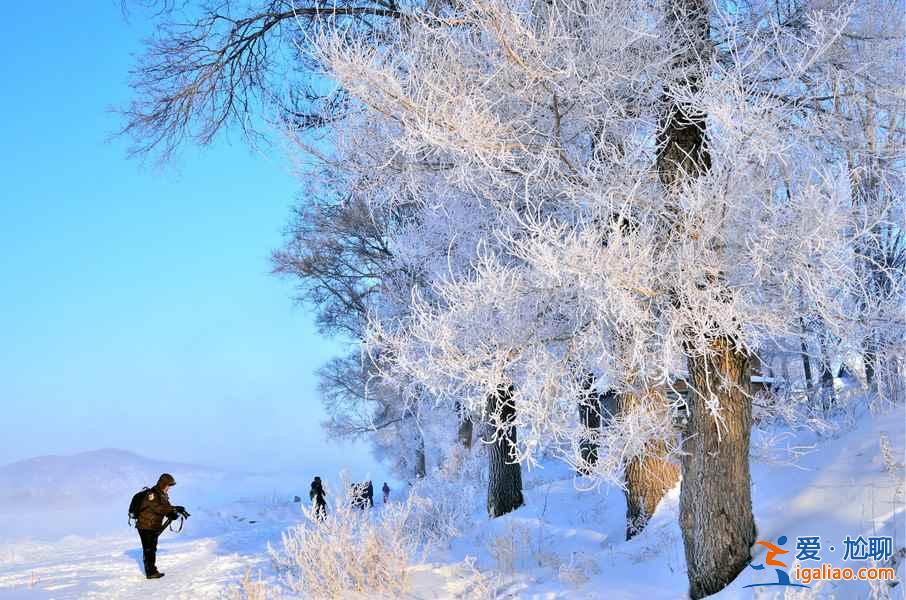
xmin=157 ymin=473 xmax=176 ymax=487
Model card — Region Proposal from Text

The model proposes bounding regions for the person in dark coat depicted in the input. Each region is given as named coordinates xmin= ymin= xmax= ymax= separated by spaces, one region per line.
xmin=366 ymin=480 xmax=374 ymax=507
xmin=382 ymin=482 xmax=390 ymax=504
xmin=136 ymin=473 xmax=187 ymax=579
xmin=309 ymin=476 xmax=327 ymax=520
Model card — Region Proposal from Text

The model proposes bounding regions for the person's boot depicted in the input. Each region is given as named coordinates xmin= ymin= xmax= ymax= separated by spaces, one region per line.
xmin=143 ymin=546 xmax=162 ymax=579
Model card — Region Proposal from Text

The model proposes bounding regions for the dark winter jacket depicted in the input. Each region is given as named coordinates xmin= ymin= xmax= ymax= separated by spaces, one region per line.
xmin=137 ymin=485 xmax=174 ymax=531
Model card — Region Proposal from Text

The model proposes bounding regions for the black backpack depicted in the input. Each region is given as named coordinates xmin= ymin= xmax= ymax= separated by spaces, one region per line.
xmin=128 ymin=487 xmax=150 ymax=527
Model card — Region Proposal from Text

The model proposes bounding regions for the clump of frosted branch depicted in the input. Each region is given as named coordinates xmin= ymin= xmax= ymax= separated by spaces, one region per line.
xmin=222 ymin=570 xmax=282 ymax=600
xmin=268 ymin=480 xmax=418 ymax=597
xmin=295 ymin=0 xmax=904 ymax=482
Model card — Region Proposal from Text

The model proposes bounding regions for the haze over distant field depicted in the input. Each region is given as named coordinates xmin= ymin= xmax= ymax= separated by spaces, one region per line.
xmin=0 ymin=447 xmax=391 ymax=541
xmin=0 ymin=2 xmax=377 ymax=475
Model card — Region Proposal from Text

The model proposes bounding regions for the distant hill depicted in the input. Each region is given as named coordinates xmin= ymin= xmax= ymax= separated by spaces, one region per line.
xmin=0 ymin=448 xmax=228 ymax=510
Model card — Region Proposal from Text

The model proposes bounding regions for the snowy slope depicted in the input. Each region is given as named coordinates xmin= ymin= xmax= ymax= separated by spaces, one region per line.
xmin=0 ymin=408 xmax=902 ymax=599
xmin=417 ymin=405 xmax=905 ymax=599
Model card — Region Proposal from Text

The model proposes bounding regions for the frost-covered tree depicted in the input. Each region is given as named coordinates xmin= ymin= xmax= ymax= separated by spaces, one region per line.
xmin=271 ymin=172 xmax=436 ymax=480
xmin=316 ymin=351 xmax=425 ymax=479
xmin=837 ymin=17 xmax=906 ymax=402
xmin=653 ymin=1 xmax=758 ymax=593
xmin=307 ymin=0 xmax=901 ymax=595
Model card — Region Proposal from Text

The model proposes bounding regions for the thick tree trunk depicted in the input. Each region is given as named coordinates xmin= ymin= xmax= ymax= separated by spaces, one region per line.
xmin=680 ymin=340 xmax=756 ymax=599
xmin=658 ymin=1 xmax=755 ymax=594
xmin=620 ymin=389 xmax=680 ymax=540
xmin=624 ymin=441 xmax=679 ymax=539
xmin=485 ymin=385 xmax=524 ymax=518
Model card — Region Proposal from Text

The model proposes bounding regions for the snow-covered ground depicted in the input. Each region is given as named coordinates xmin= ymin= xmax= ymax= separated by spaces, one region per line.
xmin=0 ymin=450 xmax=330 ymax=598
xmin=431 ymin=405 xmax=905 ymax=600
xmin=0 ymin=406 xmax=903 ymax=599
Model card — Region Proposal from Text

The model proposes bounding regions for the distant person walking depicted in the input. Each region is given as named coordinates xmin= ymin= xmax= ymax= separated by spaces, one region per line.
xmin=382 ymin=482 xmax=390 ymax=504
xmin=310 ymin=476 xmax=327 ymax=520
xmin=134 ymin=473 xmax=188 ymax=579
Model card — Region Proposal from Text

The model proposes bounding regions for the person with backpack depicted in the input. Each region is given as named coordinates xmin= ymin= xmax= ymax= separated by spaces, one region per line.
xmin=130 ymin=473 xmax=188 ymax=579
xmin=382 ymin=482 xmax=390 ymax=504
xmin=309 ymin=476 xmax=327 ymax=520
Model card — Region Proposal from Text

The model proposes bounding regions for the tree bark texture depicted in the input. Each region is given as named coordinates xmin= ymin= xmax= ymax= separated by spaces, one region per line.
xmin=680 ymin=341 xmax=756 ymax=599
xmin=620 ymin=389 xmax=680 ymax=540
xmin=657 ymin=1 xmax=755 ymax=595
xmin=485 ymin=385 xmax=524 ymax=518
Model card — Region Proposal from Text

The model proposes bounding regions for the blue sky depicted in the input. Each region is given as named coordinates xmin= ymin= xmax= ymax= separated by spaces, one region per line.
xmin=0 ymin=3 xmax=379 ymax=477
